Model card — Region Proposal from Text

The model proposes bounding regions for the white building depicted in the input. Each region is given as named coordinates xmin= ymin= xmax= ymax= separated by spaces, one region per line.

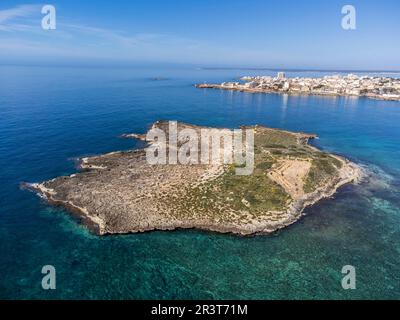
xmin=277 ymin=72 xmax=286 ymax=80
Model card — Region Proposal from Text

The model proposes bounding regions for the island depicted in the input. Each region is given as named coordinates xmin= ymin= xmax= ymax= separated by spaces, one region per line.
xmin=24 ymin=121 xmax=362 ymax=236
xmin=196 ymin=73 xmax=400 ymax=101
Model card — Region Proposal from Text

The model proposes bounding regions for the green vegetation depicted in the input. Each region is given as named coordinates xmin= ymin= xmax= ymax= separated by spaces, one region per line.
xmin=303 ymin=155 xmax=343 ymax=193
xmin=175 ymin=166 xmax=291 ymax=223
xmin=254 ymin=128 xmax=298 ymax=148
xmin=163 ymin=126 xmax=343 ymax=224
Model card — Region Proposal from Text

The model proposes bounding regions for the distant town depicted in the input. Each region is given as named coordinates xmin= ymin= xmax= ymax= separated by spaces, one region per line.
xmin=196 ymin=73 xmax=400 ymax=101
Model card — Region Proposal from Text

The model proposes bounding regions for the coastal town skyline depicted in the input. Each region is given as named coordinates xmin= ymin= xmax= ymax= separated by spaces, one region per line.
xmin=0 ymin=0 xmax=399 ymax=70
xmin=198 ymin=73 xmax=400 ymax=100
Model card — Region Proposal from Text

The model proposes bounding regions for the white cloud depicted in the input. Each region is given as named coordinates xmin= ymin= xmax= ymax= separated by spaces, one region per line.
xmin=0 ymin=5 xmax=207 ymax=62
xmin=0 ymin=4 xmax=272 ymax=65
xmin=0 ymin=4 xmax=40 ymax=23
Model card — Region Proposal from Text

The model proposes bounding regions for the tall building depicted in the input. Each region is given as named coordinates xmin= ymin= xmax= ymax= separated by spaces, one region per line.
xmin=277 ymin=72 xmax=286 ymax=80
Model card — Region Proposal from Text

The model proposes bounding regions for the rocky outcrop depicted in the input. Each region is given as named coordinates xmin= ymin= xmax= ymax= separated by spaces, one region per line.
xmin=24 ymin=121 xmax=363 ymax=236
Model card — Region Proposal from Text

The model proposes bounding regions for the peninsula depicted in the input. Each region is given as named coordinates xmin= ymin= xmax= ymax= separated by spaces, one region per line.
xmin=25 ymin=121 xmax=362 ymax=236
xmin=196 ymin=73 xmax=400 ymax=101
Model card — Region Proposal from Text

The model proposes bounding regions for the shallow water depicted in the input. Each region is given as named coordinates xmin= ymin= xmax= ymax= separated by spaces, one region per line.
xmin=0 ymin=65 xmax=400 ymax=299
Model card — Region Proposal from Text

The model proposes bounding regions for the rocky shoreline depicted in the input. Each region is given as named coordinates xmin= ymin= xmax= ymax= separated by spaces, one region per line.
xmin=196 ymin=73 xmax=400 ymax=101
xmin=24 ymin=121 xmax=364 ymax=236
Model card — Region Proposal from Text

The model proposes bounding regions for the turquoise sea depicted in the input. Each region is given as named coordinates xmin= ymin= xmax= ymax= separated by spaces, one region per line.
xmin=0 ymin=65 xmax=400 ymax=299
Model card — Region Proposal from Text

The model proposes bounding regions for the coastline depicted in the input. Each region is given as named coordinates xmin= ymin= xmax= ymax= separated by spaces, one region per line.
xmin=195 ymin=83 xmax=400 ymax=102
xmin=22 ymin=181 xmax=106 ymax=235
xmin=195 ymin=72 xmax=400 ymax=102
xmin=23 ymin=122 xmax=364 ymax=237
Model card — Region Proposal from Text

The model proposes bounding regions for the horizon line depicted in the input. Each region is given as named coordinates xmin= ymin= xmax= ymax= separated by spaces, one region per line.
xmin=200 ymin=67 xmax=400 ymax=74
xmin=1 ymin=62 xmax=400 ymax=74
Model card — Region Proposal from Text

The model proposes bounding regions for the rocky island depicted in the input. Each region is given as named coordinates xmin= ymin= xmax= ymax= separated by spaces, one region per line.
xmin=25 ymin=121 xmax=362 ymax=236
xmin=196 ymin=73 xmax=400 ymax=101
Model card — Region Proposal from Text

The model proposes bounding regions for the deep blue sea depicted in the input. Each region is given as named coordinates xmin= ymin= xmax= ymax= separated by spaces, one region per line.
xmin=1 ymin=65 xmax=400 ymax=299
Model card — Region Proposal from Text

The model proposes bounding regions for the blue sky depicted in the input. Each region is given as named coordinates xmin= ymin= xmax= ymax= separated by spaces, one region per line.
xmin=0 ymin=0 xmax=399 ymax=70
